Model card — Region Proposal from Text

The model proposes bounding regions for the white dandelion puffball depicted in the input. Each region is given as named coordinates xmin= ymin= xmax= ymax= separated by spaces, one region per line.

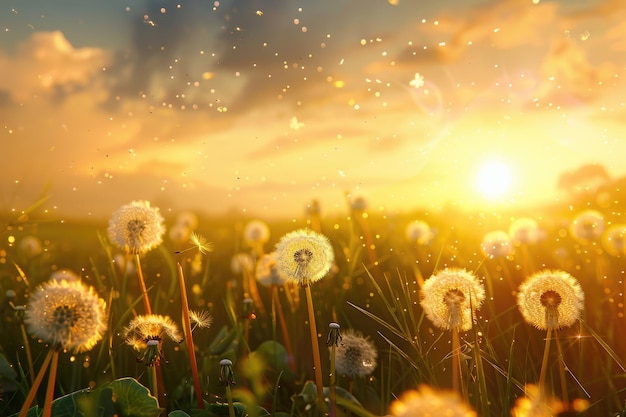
xmin=25 ymin=280 xmax=107 ymax=353
xmin=274 ymin=229 xmax=334 ymax=286
xmin=108 ymin=200 xmax=165 ymax=255
xmin=420 ymin=268 xmax=485 ymax=331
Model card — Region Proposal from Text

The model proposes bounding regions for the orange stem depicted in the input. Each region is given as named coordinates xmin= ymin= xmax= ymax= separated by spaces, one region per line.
xmin=177 ymin=263 xmax=204 ymax=409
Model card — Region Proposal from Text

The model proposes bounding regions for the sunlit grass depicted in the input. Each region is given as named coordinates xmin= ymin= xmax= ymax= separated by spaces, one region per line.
xmin=0 ymin=198 xmax=625 ymax=417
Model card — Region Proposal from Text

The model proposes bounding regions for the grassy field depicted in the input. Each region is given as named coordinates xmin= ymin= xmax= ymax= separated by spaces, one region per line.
xmin=1 ymin=195 xmax=625 ymax=417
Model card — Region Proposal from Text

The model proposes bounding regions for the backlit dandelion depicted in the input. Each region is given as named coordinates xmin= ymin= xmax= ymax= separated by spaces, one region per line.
xmin=602 ymin=224 xmax=626 ymax=257
xmin=107 ymin=200 xmax=165 ymax=255
xmin=509 ymin=217 xmax=541 ymax=245
xmin=390 ymin=385 xmax=476 ymax=417
xmin=275 ymin=228 xmax=334 ymax=406
xmin=24 ymin=279 xmax=107 ymax=353
xmin=517 ymin=270 xmax=584 ymax=330
xmin=255 ymin=252 xmax=288 ymax=287
xmin=570 ymin=209 xmax=605 ymax=244
xmin=405 ymin=220 xmax=434 ymax=245
xmin=243 ymin=219 xmax=271 ymax=246
xmin=49 ymin=269 xmax=80 ymax=283
xmin=124 ymin=314 xmax=183 ymax=366
xmin=274 ymin=229 xmax=334 ymax=286
xmin=334 ymin=329 xmax=377 ymax=379
xmin=420 ymin=268 xmax=485 ymax=331
xmin=481 ymin=230 xmax=514 ymax=259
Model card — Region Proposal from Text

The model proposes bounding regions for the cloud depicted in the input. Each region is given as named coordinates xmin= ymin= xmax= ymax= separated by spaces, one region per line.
xmin=0 ymin=31 xmax=110 ymax=102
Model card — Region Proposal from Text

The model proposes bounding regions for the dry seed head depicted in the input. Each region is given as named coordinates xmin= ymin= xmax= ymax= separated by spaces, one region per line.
xmin=274 ymin=229 xmax=334 ymax=286
xmin=405 ymin=220 xmax=434 ymax=245
xmin=24 ymin=279 xmax=107 ymax=353
xmin=108 ymin=200 xmax=165 ymax=255
xmin=124 ymin=314 xmax=183 ymax=350
xmin=255 ymin=252 xmax=289 ymax=287
xmin=517 ymin=269 xmax=584 ymax=330
xmin=481 ymin=230 xmax=514 ymax=259
xmin=570 ymin=209 xmax=605 ymax=244
xmin=509 ymin=217 xmax=541 ymax=245
xmin=333 ymin=329 xmax=377 ymax=378
xmin=602 ymin=224 xmax=626 ymax=257
xmin=243 ymin=220 xmax=271 ymax=245
xmin=420 ymin=268 xmax=485 ymax=331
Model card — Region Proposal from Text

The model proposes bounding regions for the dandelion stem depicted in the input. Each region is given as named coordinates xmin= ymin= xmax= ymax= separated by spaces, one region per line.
xmin=272 ymin=285 xmax=296 ymax=372
xmin=42 ymin=350 xmax=59 ymax=417
xmin=135 ymin=254 xmax=152 ymax=315
xmin=18 ymin=348 xmax=54 ymax=417
xmin=329 ymin=343 xmax=337 ymax=417
xmin=554 ymin=330 xmax=568 ymax=404
xmin=177 ymin=262 xmax=204 ymax=409
xmin=304 ymin=284 xmax=326 ymax=414
xmin=539 ymin=327 xmax=553 ymax=399
xmin=451 ymin=326 xmax=462 ymax=396
xmin=225 ymin=384 xmax=235 ymax=417
xmin=150 ymin=365 xmax=159 ymax=405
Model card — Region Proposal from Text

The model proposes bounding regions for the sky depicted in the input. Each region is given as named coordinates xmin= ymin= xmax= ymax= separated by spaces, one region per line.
xmin=1 ymin=0 xmax=625 ymax=220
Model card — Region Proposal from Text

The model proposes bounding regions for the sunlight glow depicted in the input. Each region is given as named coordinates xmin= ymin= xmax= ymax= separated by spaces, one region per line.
xmin=475 ymin=161 xmax=512 ymax=199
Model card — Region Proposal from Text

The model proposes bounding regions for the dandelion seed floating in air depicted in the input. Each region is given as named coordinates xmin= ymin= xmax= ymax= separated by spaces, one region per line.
xmin=24 ymin=279 xmax=107 ymax=353
xmin=517 ymin=269 xmax=584 ymax=330
xmin=108 ymin=200 xmax=165 ymax=255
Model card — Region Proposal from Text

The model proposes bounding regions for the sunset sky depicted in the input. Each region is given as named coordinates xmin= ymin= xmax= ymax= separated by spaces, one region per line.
xmin=1 ymin=0 xmax=625 ymax=220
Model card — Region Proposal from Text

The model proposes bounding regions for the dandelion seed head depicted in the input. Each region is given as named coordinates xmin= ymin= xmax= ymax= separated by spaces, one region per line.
xmin=108 ymin=200 xmax=165 ymax=255
xmin=49 ymin=269 xmax=80 ymax=283
xmin=405 ymin=220 xmax=434 ymax=245
xmin=517 ymin=270 xmax=584 ymax=330
xmin=18 ymin=235 xmax=43 ymax=259
xmin=231 ymin=252 xmax=255 ymax=274
xmin=602 ymin=224 xmax=626 ymax=257
xmin=255 ymin=252 xmax=289 ymax=286
xmin=243 ymin=220 xmax=271 ymax=245
xmin=24 ymin=280 xmax=107 ymax=353
xmin=509 ymin=217 xmax=541 ymax=245
xmin=420 ymin=268 xmax=485 ymax=331
xmin=169 ymin=224 xmax=191 ymax=246
xmin=390 ymin=385 xmax=476 ymax=417
xmin=333 ymin=329 xmax=377 ymax=378
xmin=570 ymin=210 xmax=604 ymax=244
xmin=481 ymin=230 xmax=514 ymax=259
xmin=274 ymin=229 xmax=334 ymax=285
xmin=124 ymin=314 xmax=183 ymax=350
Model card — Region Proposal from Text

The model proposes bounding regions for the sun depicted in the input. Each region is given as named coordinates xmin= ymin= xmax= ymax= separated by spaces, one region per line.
xmin=475 ymin=161 xmax=512 ymax=199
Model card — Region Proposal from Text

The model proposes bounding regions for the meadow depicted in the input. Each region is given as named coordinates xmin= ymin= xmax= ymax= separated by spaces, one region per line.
xmin=1 ymin=193 xmax=625 ymax=417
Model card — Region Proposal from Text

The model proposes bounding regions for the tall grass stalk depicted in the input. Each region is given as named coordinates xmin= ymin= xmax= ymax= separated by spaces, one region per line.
xmin=177 ymin=262 xmax=204 ymax=409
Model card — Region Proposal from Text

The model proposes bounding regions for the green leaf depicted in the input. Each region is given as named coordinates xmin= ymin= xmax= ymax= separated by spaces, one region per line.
xmin=0 ymin=352 xmax=19 ymax=393
xmin=168 ymin=411 xmax=192 ymax=417
xmin=251 ymin=341 xmax=289 ymax=374
xmin=109 ymin=377 xmax=163 ymax=417
xmin=208 ymin=325 xmax=239 ymax=356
